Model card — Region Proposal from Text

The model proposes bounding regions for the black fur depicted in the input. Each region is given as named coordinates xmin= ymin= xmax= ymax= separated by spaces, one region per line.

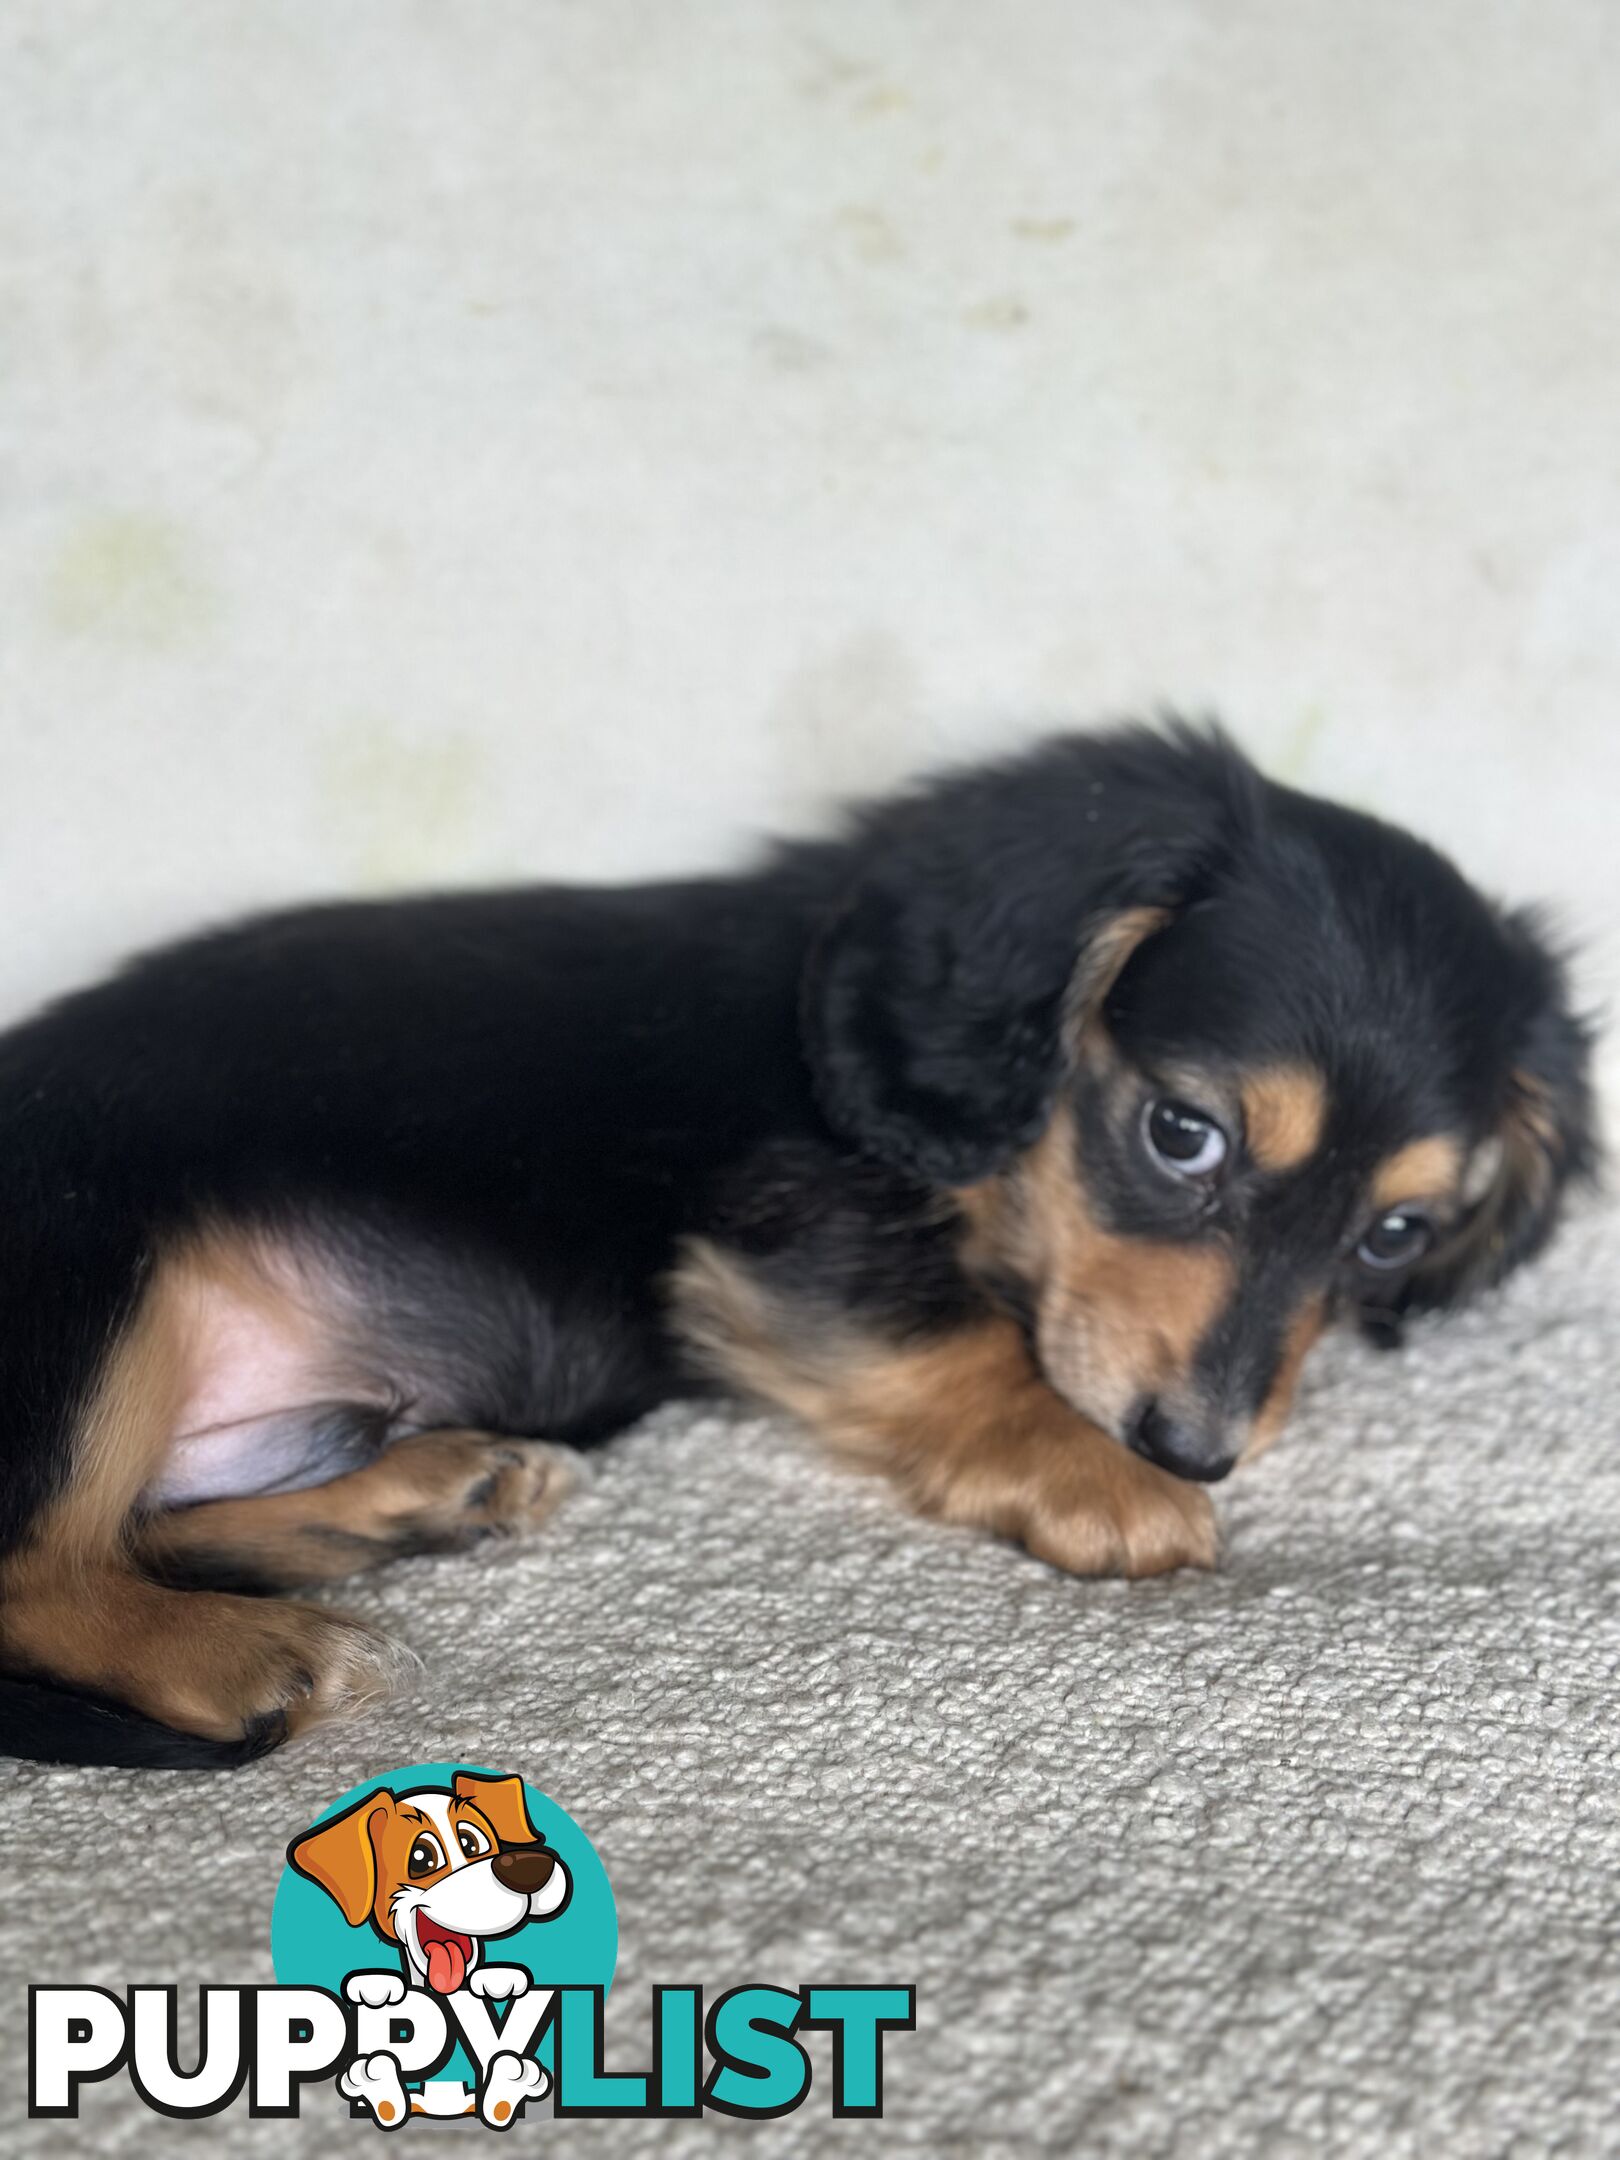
xmin=0 ymin=1675 xmax=286 ymax=1769
xmin=0 ymin=723 xmax=1597 ymax=1765
xmin=804 ymin=725 xmax=1254 ymax=1184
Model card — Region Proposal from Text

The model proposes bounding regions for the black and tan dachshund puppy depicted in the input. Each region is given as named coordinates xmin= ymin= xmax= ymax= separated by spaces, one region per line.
xmin=0 ymin=724 xmax=1596 ymax=1767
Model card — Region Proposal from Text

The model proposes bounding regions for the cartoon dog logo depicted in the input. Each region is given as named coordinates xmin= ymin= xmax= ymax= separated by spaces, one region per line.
xmin=289 ymin=1771 xmax=571 ymax=2126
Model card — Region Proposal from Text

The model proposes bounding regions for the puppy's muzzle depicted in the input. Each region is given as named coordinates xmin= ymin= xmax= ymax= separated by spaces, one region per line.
xmin=1126 ymin=1400 xmax=1236 ymax=1484
xmin=492 ymin=1844 xmax=558 ymax=1896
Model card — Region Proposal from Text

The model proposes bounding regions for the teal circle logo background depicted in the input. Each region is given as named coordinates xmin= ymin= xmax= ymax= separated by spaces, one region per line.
xmin=271 ymin=1761 xmax=616 ymax=2077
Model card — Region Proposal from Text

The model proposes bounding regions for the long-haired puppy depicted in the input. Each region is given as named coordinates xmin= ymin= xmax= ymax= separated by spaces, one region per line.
xmin=0 ymin=725 xmax=1596 ymax=1768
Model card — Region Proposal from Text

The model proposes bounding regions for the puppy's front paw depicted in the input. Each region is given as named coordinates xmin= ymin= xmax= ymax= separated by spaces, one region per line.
xmin=1025 ymin=1456 xmax=1218 ymax=1578
xmin=466 ymin=1964 xmax=530 ymax=2001
xmin=345 ymin=1971 xmax=408 ymax=2009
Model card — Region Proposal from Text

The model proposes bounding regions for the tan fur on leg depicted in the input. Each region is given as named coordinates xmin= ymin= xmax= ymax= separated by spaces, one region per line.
xmin=673 ymin=1245 xmax=1215 ymax=1577
xmin=0 ymin=1242 xmax=420 ymax=1742
xmin=0 ymin=1562 xmax=414 ymax=1743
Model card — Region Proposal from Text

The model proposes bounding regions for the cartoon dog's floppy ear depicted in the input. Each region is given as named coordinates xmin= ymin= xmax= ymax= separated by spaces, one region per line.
xmin=453 ymin=1771 xmax=540 ymax=1848
xmin=287 ymin=1790 xmax=395 ymax=1925
xmin=803 ymin=723 xmax=1251 ymax=1185
xmin=1400 ymin=927 xmax=1598 ymax=1316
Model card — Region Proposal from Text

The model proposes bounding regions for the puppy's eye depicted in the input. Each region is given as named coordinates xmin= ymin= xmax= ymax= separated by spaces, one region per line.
xmin=1144 ymin=1099 xmax=1228 ymax=1179
xmin=407 ymin=1833 xmax=446 ymax=1878
xmin=1357 ymin=1210 xmax=1433 ymax=1271
xmin=456 ymin=1823 xmax=492 ymax=1859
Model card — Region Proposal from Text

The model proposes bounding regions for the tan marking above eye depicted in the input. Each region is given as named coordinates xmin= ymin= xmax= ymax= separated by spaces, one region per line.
xmin=1371 ymin=1136 xmax=1465 ymax=1211
xmin=1241 ymin=1065 xmax=1329 ymax=1172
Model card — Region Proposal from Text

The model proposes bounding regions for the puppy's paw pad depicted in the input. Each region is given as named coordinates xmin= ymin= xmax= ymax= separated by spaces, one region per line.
xmin=480 ymin=2050 xmax=548 ymax=2126
xmin=381 ymin=1432 xmax=581 ymax=1554
xmin=340 ymin=2050 xmax=410 ymax=2128
xmin=464 ymin=1439 xmax=580 ymax=1534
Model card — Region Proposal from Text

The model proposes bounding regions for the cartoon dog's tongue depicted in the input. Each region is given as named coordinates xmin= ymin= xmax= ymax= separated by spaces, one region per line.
xmin=417 ymin=1916 xmax=472 ymax=1994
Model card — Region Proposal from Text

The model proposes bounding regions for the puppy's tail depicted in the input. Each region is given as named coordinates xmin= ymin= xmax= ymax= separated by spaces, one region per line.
xmin=0 ymin=1675 xmax=282 ymax=1770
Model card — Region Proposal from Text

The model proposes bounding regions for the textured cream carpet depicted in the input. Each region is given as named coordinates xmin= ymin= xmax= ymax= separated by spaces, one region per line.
xmin=3 ymin=1198 xmax=1616 ymax=2155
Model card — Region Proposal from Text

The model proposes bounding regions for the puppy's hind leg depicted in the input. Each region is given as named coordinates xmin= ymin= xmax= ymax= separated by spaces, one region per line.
xmin=136 ymin=1429 xmax=580 ymax=1593
xmin=0 ymin=1251 xmax=415 ymax=1762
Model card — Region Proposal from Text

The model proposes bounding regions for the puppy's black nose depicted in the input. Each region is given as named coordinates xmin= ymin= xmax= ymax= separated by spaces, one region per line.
xmin=492 ymin=1844 xmax=556 ymax=1895
xmin=1126 ymin=1401 xmax=1235 ymax=1484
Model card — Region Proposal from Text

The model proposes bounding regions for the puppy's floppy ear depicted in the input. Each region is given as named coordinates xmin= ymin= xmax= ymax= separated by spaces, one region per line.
xmin=803 ymin=723 xmax=1251 ymax=1184
xmin=1403 ymin=917 xmax=1598 ymax=1314
xmin=287 ymin=1790 xmax=393 ymax=1925
xmin=453 ymin=1770 xmax=540 ymax=1848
